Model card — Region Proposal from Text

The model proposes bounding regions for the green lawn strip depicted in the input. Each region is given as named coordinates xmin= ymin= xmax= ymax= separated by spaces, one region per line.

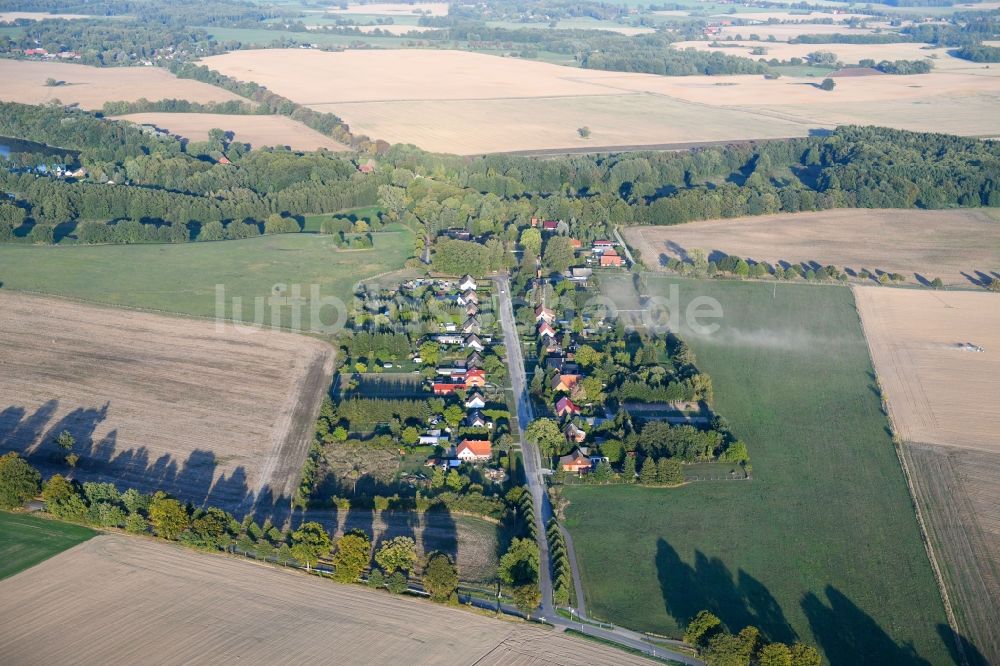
xmin=0 ymin=511 xmax=97 ymax=580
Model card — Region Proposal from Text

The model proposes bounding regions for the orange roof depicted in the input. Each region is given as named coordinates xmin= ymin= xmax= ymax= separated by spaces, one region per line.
xmin=457 ymin=440 xmax=492 ymax=457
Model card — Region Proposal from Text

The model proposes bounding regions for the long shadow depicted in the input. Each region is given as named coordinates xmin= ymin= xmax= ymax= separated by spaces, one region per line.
xmin=422 ymin=505 xmax=458 ymax=562
xmin=937 ymin=624 xmax=989 ymax=666
xmin=1 ymin=401 xmax=297 ymax=521
xmin=802 ymin=586 xmax=931 ymax=665
xmin=655 ymin=539 xmax=796 ymax=643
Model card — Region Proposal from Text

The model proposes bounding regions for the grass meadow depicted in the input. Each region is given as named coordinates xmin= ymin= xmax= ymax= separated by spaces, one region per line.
xmin=563 ymin=277 xmax=954 ymax=665
xmin=0 ymin=512 xmax=96 ymax=580
xmin=0 ymin=227 xmax=413 ymax=331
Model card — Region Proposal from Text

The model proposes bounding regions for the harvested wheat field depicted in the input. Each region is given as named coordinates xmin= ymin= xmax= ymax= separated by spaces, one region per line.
xmin=903 ymin=443 xmax=1000 ymax=665
xmin=854 ymin=286 xmax=1000 ymax=453
xmin=0 ymin=292 xmax=335 ymax=515
xmin=111 ymin=112 xmax=350 ymax=151
xmin=0 ymin=60 xmax=242 ymax=110
xmin=0 ymin=534 xmax=655 ymax=665
xmin=200 ymin=49 xmax=1000 ymax=153
xmin=626 ymin=209 xmax=1000 ymax=287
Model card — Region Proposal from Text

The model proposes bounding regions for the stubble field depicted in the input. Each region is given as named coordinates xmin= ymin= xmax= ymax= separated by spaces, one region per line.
xmin=625 ymin=208 xmax=1000 ymax=287
xmin=0 ymin=60 xmax=243 ymax=109
xmin=199 ymin=48 xmax=1000 ymax=154
xmin=0 ymin=292 xmax=335 ymax=516
xmin=111 ymin=112 xmax=350 ymax=151
xmin=0 ymin=534 xmax=656 ymax=665
xmin=854 ymin=286 xmax=1000 ymax=664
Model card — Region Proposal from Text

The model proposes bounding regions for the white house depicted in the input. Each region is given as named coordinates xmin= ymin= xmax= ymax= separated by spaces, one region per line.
xmin=465 ymin=392 xmax=487 ymax=409
xmin=455 ymin=439 xmax=492 ymax=462
xmin=458 ymin=275 xmax=477 ymax=291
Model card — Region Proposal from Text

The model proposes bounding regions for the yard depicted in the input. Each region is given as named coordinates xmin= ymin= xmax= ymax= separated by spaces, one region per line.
xmin=0 ymin=227 xmax=413 ymax=332
xmin=0 ymin=512 xmax=96 ymax=580
xmin=563 ymin=276 xmax=953 ymax=665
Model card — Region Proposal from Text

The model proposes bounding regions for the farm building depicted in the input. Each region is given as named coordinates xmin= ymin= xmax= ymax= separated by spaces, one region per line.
xmin=600 ymin=250 xmax=623 ymax=267
xmin=560 ymin=449 xmax=592 ymax=474
xmin=455 ymin=439 xmax=492 ymax=462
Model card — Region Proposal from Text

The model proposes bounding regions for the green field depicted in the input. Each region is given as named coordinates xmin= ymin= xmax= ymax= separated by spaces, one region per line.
xmin=200 ymin=26 xmax=418 ymax=48
xmin=302 ymin=205 xmax=383 ymax=232
xmin=0 ymin=227 xmax=413 ymax=331
xmin=0 ymin=512 xmax=96 ymax=580
xmin=564 ymin=277 xmax=953 ymax=665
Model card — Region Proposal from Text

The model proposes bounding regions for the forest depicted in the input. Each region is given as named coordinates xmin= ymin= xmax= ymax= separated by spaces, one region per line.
xmin=1 ymin=101 xmax=998 ymax=250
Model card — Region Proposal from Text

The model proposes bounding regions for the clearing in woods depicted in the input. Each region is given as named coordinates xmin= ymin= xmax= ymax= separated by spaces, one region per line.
xmin=0 ymin=291 xmax=335 ymax=517
xmin=111 ymin=112 xmax=350 ymax=152
xmin=0 ymin=534 xmax=657 ymax=665
xmin=200 ymin=48 xmax=1000 ymax=154
xmin=625 ymin=208 xmax=1000 ymax=287
xmin=855 ymin=286 xmax=1000 ymax=664
xmin=0 ymin=512 xmax=96 ymax=580
xmin=562 ymin=276 xmax=953 ymax=665
xmin=0 ymin=228 xmax=414 ymax=330
xmin=0 ymin=60 xmax=243 ymax=109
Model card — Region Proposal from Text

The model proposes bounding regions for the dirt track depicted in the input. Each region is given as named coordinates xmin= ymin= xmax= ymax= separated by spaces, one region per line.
xmin=0 ymin=534 xmax=655 ymax=665
xmin=0 ymin=292 xmax=335 ymax=516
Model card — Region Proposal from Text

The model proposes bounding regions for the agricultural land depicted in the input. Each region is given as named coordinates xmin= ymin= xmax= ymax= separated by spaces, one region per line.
xmin=855 ymin=286 xmax=1000 ymax=664
xmin=562 ymin=276 xmax=953 ymax=665
xmin=0 ymin=291 xmax=335 ymax=516
xmin=0 ymin=511 xmax=96 ymax=580
xmin=199 ymin=48 xmax=1000 ymax=154
xmin=111 ymin=113 xmax=350 ymax=152
xmin=0 ymin=60 xmax=243 ymax=109
xmin=0 ymin=229 xmax=414 ymax=330
xmin=0 ymin=533 xmax=656 ymax=665
xmin=625 ymin=208 xmax=1000 ymax=287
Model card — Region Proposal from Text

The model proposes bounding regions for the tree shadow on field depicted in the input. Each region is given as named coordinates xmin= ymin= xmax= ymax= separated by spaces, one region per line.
xmin=0 ymin=400 xmax=296 ymax=522
xmin=937 ymin=623 xmax=989 ymax=666
xmin=655 ymin=539 xmax=796 ymax=644
xmin=802 ymin=586 xmax=931 ymax=665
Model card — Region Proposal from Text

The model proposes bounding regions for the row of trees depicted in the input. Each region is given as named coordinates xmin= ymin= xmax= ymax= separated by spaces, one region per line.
xmin=685 ymin=611 xmax=821 ymax=666
xmin=0 ymin=451 xmax=464 ymax=603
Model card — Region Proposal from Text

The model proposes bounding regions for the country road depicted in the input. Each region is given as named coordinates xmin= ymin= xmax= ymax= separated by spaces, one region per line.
xmin=494 ymin=275 xmax=703 ymax=666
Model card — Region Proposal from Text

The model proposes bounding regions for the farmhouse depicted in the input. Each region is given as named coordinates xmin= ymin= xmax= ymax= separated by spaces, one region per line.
xmin=462 ymin=316 xmax=481 ymax=334
xmin=551 ymin=374 xmax=581 ymax=393
xmin=465 ymin=392 xmax=487 ymax=409
xmin=459 ymin=275 xmax=477 ymax=291
xmin=535 ymin=304 xmax=555 ymax=323
xmin=455 ymin=439 xmax=492 ymax=462
xmin=600 ymin=250 xmax=623 ymax=267
xmin=465 ymin=410 xmax=490 ymax=429
xmin=464 ymin=333 xmax=485 ymax=351
xmin=560 ymin=449 xmax=592 ymax=474
xmin=555 ymin=396 xmax=581 ymax=417
xmin=457 ymin=290 xmax=479 ymax=305
xmin=464 ymin=368 xmax=487 ymax=387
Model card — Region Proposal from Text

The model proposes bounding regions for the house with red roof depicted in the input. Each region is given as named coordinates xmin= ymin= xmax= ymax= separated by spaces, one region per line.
xmin=455 ymin=439 xmax=492 ymax=462
xmin=464 ymin=368 xmax=487 ymax=387
xmin=433 ymin=383 xmax=465 ymax=396
xmin=551 ymin=374 xmax=580 ymax=393
xmin=555 ymin=396 xmax=580 ymax=417
xmin=600 ymin=250 xmax=623 ymax=267
xmin=538 ymin=321 xmax=556 ymax=339
xmin=559 ymin=448 xmax=592 ymax=474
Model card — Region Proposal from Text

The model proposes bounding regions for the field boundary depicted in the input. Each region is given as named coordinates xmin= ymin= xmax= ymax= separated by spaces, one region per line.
xmin=851 ymin=286 xmax=965 ymax=664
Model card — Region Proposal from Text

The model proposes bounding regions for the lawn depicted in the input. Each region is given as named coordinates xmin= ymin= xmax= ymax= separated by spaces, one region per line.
xmin=302 ymin=205 xmax=383 ymax=232
xmin=0 ymin=512 xmax=96 ymax=580
xmin=563 ymin=276 xmax=954 ymax=665
xmin=0 ymin=227 xmax=414 ymax=331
